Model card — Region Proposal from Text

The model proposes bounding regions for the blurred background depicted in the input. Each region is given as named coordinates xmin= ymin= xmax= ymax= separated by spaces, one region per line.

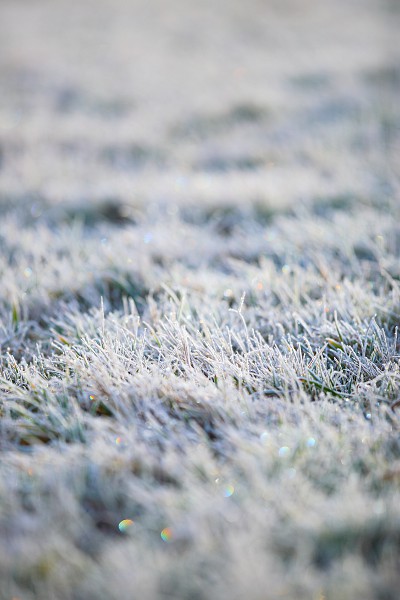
xmin=0 ymin=0 xmax=398 ymax=221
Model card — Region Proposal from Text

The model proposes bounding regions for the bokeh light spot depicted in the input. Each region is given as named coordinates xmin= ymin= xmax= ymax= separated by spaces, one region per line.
xmin=118 ymin=519 xmax=134 ymax=532
xmin=161 ymin=527 xmax=172 ymax=542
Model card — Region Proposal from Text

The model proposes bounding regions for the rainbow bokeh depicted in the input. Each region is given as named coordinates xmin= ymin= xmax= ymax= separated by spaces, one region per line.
xmin=160 ymin=527 xmax=172 ymax=542
xmin=224 ymin=485 xmax=235 ymax=497
xmin=118 ymin=519 xmax=134 ymax=532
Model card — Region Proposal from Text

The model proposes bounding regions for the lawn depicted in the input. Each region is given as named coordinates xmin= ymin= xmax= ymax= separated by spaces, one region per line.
xmin=0 ymin=0 xmax=399 ymax=598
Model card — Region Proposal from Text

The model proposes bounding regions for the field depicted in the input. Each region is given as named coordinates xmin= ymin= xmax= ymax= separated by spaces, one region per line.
xmin=0 ymin=0 xmax=399 ymax=598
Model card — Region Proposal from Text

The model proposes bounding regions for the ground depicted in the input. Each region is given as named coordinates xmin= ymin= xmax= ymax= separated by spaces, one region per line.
xmin=0 ymin=0 xmax=399 ymax=598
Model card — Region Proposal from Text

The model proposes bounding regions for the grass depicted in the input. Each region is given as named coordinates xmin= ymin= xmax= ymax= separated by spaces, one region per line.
xmin=0 ymin=0 xmax=400 ymax=598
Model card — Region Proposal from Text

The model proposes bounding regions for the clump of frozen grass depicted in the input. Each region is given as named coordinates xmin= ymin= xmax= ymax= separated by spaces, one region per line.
xmin=1 ymin=203 xmax=399 ymax=598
